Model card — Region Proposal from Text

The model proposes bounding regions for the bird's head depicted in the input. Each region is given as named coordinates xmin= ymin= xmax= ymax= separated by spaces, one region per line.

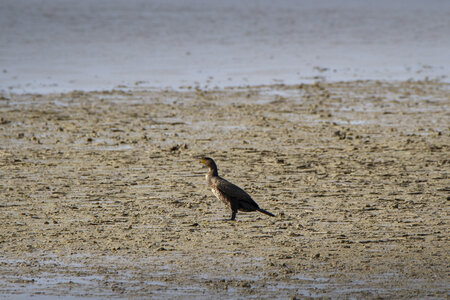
xmin=200 ymin=157 xmax=218 ymax=173
xmin=200 ymin=157 xmax=214 ymax=167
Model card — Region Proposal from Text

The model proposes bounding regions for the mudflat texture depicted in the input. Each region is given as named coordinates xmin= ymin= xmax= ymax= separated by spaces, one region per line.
xmin=0 ymin=80 xmax=449 ymax=298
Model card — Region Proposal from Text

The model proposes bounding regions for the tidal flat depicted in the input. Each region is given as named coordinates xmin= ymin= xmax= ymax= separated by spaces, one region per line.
xmin=0 ymin=80 xmax=449 ymax=298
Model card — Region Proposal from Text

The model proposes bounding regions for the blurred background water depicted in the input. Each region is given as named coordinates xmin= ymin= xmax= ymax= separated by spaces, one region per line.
xmin=1 ymin=0 xmax=449 ymax=93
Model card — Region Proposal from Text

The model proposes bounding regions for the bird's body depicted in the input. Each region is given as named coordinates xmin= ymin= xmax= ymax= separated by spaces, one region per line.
xmin=201 ymin=157 xmax=275 ymax=220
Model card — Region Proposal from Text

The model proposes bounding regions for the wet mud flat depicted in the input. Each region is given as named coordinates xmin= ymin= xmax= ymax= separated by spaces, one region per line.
xmin=0 ymin=80 xmax=449 ymax=298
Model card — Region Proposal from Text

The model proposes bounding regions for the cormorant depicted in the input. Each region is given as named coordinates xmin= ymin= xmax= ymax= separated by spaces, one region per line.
xmin=200 ymin=157 xmax=275 ymax=220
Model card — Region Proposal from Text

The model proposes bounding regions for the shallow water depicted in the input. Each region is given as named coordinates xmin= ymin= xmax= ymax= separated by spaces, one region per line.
xmin=1 ymin=0 xmax=449 ymax=93
xmin=1 ymin=257 xmax=446 ymax=300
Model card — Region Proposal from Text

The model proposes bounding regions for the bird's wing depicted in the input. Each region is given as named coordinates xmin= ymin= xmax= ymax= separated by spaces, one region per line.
xmin=214 ymin=177 xmax=259 ymax=209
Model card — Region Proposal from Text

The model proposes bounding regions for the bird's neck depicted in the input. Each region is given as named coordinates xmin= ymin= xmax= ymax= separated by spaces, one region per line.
xmin=206 ymin=168 xmax=218 ymax=187
xmin=208 ymin=167 xmax=218 ymax=177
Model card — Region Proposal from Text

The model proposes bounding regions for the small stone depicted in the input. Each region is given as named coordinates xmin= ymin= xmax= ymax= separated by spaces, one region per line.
xmin=169 ymin=145 xmax=179 ymax=152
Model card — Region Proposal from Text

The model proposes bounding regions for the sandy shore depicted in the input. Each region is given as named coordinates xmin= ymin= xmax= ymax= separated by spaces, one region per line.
xmin=0 ymin=80 xmax=449 ymax=298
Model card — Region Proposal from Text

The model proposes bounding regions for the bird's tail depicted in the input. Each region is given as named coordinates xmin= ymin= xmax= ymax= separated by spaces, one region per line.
xmin=257 ymin=208 xmax=275 ymax=217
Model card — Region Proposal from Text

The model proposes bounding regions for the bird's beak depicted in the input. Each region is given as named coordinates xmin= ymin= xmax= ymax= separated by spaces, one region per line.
xmin=200 ymin=158 xmax=206 ymax=164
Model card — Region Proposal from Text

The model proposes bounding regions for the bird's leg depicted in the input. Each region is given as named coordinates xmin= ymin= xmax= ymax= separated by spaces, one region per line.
xmin=230 ymin=210 xmax=237 ymax=221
